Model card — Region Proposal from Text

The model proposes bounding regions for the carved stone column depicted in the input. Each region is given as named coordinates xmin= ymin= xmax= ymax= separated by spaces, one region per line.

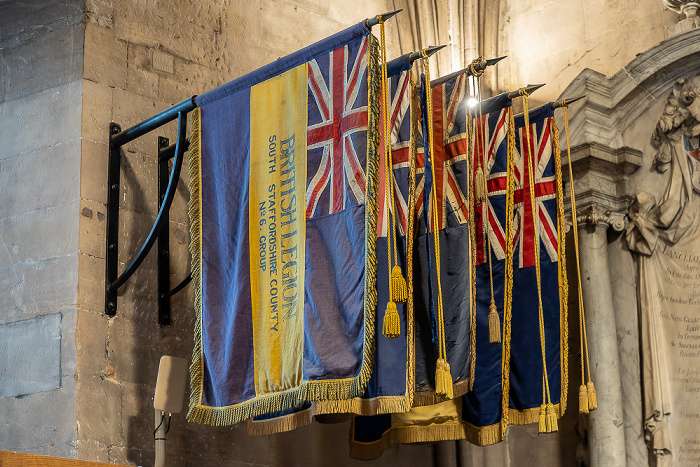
xmin=576 ymin=206 xmax=627 ymax=467
xmin=563 ymin=141 xmax=642 ymax=467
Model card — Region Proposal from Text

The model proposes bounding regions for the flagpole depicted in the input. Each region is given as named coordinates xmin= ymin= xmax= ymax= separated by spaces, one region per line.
xmin=365 ymin=9 xmax=402 ymax=28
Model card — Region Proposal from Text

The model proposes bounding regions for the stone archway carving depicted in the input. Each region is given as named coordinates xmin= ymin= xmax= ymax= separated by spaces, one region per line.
xmin=560 ymin=26 xmax=700 ymax=467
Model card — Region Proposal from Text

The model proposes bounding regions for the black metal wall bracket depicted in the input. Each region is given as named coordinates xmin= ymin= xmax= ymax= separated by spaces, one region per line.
xmin=105 ymin=97 xmax=197 ymax=323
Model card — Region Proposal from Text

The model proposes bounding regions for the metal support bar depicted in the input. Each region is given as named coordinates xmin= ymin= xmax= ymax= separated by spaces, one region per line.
xmin=157 ymin=136 xmax=172 ymax=325
xmin=105 ymin=123 xmax=122 ymax=315
xmin=162 ymin=273 xmax=192 ymax=300
xmin=158 ymin=143 xmax=179 ymax=162
xmin=111 ymin=97 xmax=196 ymax=148
xmin=105 ymin=112 xmax=188 ymax=316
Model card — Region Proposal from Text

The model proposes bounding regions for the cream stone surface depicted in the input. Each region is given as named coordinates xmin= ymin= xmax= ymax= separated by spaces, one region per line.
xmin=3 ymin=0 xmax=700 ymax=465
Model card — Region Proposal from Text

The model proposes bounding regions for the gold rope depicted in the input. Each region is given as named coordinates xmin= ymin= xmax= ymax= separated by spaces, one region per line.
xmin=379 ymin=19 xmax=402 ymax=339
xmin=475 ymin=78 xmax=501 ymax=344
xmin=550 ymin=117 xmax=569 ymax=418
xmin=500 ymin=106 xmax=516 ymax=436
xmin=521 ymin=93 xmax=556 ymax=433
xmin=405 ymin=72 xmax=419 ymax=406
xmin=423 ymin=49 xmax=453 ymax=399
xmin=563 ymin=104 xmax=596 ymax=412
xmin=467 ymin=92 xmax=477 ymax=391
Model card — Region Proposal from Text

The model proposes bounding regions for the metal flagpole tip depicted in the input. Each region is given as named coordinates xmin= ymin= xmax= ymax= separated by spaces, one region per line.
xmin=484 ymin=55 xmax=507 ymax=67
xmin=366 ymin=9 xmax=403 ymax=28
xmin=409 ymin=45 xmax=446 ymax=63
xmin=509 ymin=83 xmax=545 ymax=98
xmin=553 ymin=95 xmax=585 ymax=109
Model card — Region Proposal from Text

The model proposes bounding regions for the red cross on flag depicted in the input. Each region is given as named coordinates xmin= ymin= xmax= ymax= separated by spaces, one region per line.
xmin=306 ymin=36 xmax=369 ymax=218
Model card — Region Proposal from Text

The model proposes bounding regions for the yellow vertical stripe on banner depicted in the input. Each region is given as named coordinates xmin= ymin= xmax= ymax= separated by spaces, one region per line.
xmin=250 ymin=64 xmax=308 ymax=396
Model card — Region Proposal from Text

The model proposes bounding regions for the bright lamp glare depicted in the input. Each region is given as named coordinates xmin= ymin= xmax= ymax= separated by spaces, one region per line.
xmin=467 ymin=97 xmax=478 ymax=108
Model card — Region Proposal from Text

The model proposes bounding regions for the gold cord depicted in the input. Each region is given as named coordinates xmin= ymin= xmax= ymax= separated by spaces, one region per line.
xmin=551 ymin=116 xmax=569 ymax=420
xmin=380 ymin=20 xmax=407 ymax=307
xmin=467 ymin=84 xmax=478 ymax=391
xmin=521 ymin=92 xmax=553 ymax=431
xmin=423 ymin=49 xmax=452 ymax=399
xmin=500 ymin=106 xmax=516 ymax=435
xmin=379 ymin=19 xmax=401 ymax=338
xmin=563 ymin=104 xmax=595 ymax=412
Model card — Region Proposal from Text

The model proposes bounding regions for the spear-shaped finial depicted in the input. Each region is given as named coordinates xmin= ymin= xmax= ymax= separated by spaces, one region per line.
xmin=409 ymin=45 xmax=446 ymax=63
xmin=552 ymin=95 xmax=585 ymax=109
xmin=508 ymin=83 xmax=545 ymax=99
xmin=365 ymin=9 xmax=403 ymax=28
xmin=466 ymin=56 xmax=507 ymax=76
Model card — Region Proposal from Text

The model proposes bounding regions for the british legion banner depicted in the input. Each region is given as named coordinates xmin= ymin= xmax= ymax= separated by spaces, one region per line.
xmin=247 ymin=54 xmax=420 ymax=435
xmin=187 ymin=22 xmax=380 ymax=426
xmin=509 ymin=102 xmax=568 ymax=427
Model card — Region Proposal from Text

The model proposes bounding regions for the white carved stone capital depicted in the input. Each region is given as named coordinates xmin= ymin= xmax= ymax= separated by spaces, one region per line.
xmin=663 ymin=0 xmax=700 ymax=18
xmin=663 ymin=1 xmax=700 ymax=35
xmin=576 ymin=204 xmax=627 ymax=231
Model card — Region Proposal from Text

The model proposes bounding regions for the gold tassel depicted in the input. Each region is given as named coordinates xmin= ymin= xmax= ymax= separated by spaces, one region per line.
xmin=475 ymin=166 xmax=486 ymax=204
xmin=578 ymin=384 xmax=589 ymax=414
xmin=545 ymin=403 xmax=558 ymax=433
xmin=587 ymin=381 xmax=597 ymax=411
xmin=538 ymin=404 xmax=547 ymax=434
xmin=435 ymin=358 xmax=446 ymax=395
xmin=435 ymin=358 xmax=453 ymax=399
xmin=383 ymin=301 xmax=400 ymax=338
xmin=442 ymin=360 xmax=454 ymax=399
xmin=488 ymin=299 xmax=501 ymax=344
xmin=390 ymin=265 xmax=407 ymax=303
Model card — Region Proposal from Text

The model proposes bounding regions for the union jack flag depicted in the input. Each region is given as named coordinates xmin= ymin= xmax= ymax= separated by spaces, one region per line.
xmin=513 ymin=108 xmax=558 ymax=269
xmin=471 ymin=95 xmax=511 ymax=265
xmin=508 ymin=103 xmax=565 ymax=414
xmin=377 ymin=68 xmax=422 ymax=238
xmin=306 ymin=36 xmax=369 ymax=218
xmin=424 ymin=72 xmax=470 ymax=232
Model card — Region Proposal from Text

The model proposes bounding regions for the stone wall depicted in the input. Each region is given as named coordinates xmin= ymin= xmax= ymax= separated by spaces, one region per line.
xmin=76 ymin=0 xmax=426 ymax=465
xmin=495 ymin=0 xmax=680 ymax=104
xmin=0 ymin=0 xmax=84 ymax=458
xmin=1 ymin=0 xmax=671 ymax=465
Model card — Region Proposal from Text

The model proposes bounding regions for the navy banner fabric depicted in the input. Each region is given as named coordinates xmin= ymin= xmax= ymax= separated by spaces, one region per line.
xmin=187 ymin=25 xmax=380 ymax=427
xmin=509 ymin=103 xmax=567 ymax=423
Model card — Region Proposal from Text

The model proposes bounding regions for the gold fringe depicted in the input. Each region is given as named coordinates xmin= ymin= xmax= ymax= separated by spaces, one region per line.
xmin=247 ymin=408 xmax=314 ymax=436
xmin=187 ymin=107 xmax=206 ymax=421
xmin=414 ymin=380 xmax=470 ymax=407
xmin=314 ymin=396 xmax=411 ymax=416
xmin=383 ymin=301 xmax=400 ymax=338
xmin=349 ymin=418 xmax=506 ymax=460
xmin=488 ymin=300 xmax=501 ymax=344
xmin=187 ymin=36 xmax=382 ymax=427
xmin=508 ymin=402 xmax=563 ymax=425
xmin=587 ymin=381 xmax=597 ymax=411
xmin=579 ymin=384 xmax=589 ymax=414
xmin=390 ymin=265 xmax=408 ymax=303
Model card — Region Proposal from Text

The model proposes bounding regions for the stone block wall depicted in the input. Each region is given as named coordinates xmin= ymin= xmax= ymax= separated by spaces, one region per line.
xmin=75 ymin=1 xmax=417 ymax=465
xmin=2 ymin=0 xmax=671 ymax=465
xmin=0 ymin=0 xmax=84 ymax=458
xmin=496 ymin=0 xmax=680 ymax=104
